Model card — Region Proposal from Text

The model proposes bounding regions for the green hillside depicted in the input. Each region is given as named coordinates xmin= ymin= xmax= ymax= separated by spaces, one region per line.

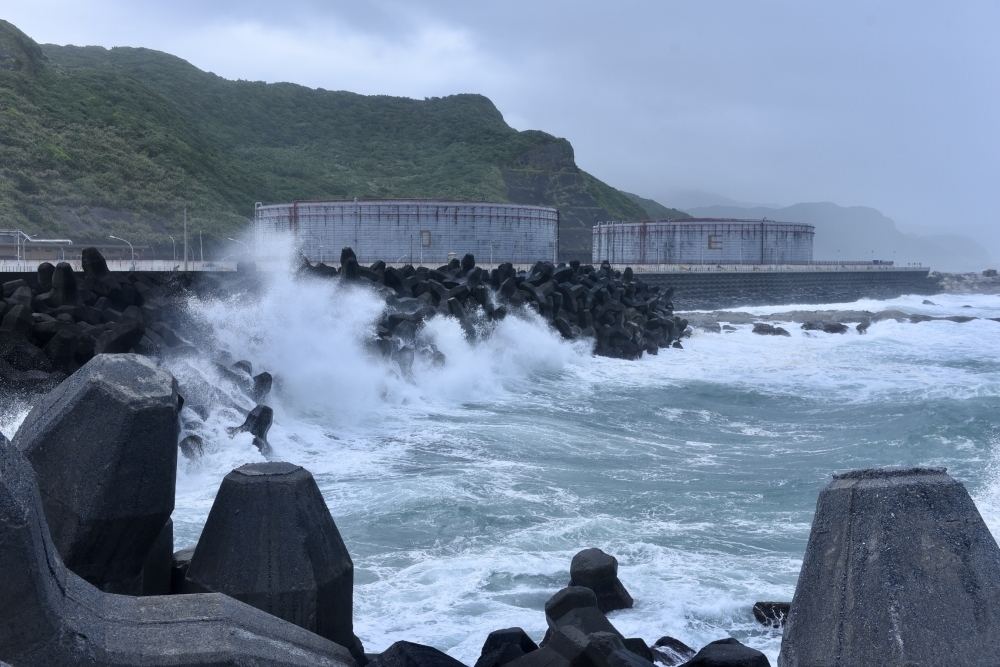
xmin=0 ymin=19 xmax=652 ymax=259
xmin=623 ymin=192 xmax=691 ymax=220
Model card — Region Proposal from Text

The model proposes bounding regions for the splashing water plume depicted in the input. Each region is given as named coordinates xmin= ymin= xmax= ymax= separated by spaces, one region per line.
xmin=6 ymin=230 xmax=1000 ymax=665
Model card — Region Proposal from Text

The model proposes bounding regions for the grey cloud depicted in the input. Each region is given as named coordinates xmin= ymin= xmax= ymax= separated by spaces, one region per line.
xmin=3 ymin=0 xmax=998 ymax=263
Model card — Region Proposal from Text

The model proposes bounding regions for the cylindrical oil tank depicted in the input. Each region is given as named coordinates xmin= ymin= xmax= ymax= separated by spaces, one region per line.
xmin=255 ymin=200 xmax=559 ymax=264
xmin=592 ymin=219 xmax=815 ymax=264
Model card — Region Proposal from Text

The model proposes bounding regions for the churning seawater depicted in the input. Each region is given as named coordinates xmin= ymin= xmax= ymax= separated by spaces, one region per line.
xmin=4 ymin=263 xmax=999 ymax=665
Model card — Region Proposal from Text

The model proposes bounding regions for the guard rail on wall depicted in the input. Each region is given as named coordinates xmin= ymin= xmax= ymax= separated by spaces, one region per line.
xmin=0 ymin=260 xmax=237 ymax=273
xmin=610 ymin=263 xmax=927 ymax=273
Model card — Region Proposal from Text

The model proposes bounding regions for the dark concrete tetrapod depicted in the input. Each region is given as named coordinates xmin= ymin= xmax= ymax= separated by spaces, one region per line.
xmin=13 ymin=353 xmax=179 ymax=594
xmin=0 ymin=433 xmax=355 ymax=667
xmin=779 ymin=467 xmax=1000 ymax=667
xmin=185 ymin=462 xmax=365 ymax=664
xmin=568 ymin=548 xmax=633 ymax=613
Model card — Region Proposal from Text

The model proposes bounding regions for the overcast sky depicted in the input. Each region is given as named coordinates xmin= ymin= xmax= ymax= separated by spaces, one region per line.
xmin=4 ymin=1 xmax=999 ymax=258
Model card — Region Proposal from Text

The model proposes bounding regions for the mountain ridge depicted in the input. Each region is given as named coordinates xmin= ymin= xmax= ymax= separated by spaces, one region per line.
xmin=686 ymin=202 xmax=992 ymax=272
xmin=0 ymin=19 xmax=654 ymax=259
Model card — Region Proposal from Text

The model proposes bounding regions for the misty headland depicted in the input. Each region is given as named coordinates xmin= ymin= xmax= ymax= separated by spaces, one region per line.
xmin=1 ymin=10 xmax=1000 ymax=667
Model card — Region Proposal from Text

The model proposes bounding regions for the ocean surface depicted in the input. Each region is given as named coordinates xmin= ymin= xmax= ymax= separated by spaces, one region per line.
xmin=4 ymin=265 xmax=999 ymax=664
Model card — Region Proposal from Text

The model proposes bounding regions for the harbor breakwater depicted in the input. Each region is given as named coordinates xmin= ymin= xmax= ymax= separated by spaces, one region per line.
xmin=3 ymin=350 xmax=1000 ymax=666
xmin=1 ymin=247 xmax=1000 ymax=664
xmin=636 ymin=264 xmax=937 ymax=310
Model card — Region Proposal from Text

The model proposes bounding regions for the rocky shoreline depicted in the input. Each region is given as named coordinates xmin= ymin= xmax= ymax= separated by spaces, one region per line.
xmin=1 ymin=246 xmax=688 ymax=410
xmin=682 ymin=302 xmax=1000 ymax=336
xmin=4 ymin=248 xmax=1000 ymax=666
xmin=3 ymin=352 xmax=1000 ymax=666
xmin=302 ymin=248 xmax=691 ymax=360
xmin=930 ymin=270 xmax=1000 ymax=294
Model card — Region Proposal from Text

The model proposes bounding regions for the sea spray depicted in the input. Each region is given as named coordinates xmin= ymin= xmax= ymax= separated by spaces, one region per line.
xmin=5 ymin=233 xmax=999 ymax=665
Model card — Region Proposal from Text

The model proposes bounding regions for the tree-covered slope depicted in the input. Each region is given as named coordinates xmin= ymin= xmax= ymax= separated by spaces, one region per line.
xmin=0 ymin=19 xmax=649 ymax=258
xmin=622 ymin=192 xmax=691 ymax=220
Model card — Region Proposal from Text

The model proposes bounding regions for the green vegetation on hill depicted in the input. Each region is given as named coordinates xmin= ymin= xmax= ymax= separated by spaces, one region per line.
xmin=622 ymin=192 xmax=691 ymax=220
xmin=0 ymin=19 xmax=651 ymax=258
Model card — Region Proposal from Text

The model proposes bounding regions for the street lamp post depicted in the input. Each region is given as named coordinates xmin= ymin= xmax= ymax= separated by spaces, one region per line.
xmin=109 ymin=235 xmax=135 ymax=272
xmin=227 ymin=238 xmax=250 ymax=253
xmin=169 ymin=236 xmax=176 ymax=268
xmin=318 ymin=245 xmax=325 ymax=263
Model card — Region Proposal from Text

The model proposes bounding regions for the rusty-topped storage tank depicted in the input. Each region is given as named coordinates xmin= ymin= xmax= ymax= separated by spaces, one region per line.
xmin=255 ymin=199 xmax=558 ymax=265
xmin=592 ymin=219 xmax=815 ymax=265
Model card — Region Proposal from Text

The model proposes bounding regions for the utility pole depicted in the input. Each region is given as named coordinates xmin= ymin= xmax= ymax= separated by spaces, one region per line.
xmin=183 ymin=208 xmax=188 ymax=272
xmin=200 ymin=231 xmax=203 ymax=263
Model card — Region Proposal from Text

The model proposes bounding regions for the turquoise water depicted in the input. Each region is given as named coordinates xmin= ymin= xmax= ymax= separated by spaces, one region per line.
xmin=8 ymin=260 xmax=995 ymax=664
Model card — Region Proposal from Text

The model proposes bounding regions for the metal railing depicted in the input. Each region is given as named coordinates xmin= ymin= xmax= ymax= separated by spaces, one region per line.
xmin=0 ymin=259 xmax=236 ymax=273
xmin=608 ymin=262 xmax=927 ymax=273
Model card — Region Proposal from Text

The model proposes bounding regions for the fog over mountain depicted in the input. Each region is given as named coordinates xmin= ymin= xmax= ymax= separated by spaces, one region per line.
xmin=685 ymin=202 xmax=992 ymax=273
xmin=2 ymin=1 xmax=998 ymax=262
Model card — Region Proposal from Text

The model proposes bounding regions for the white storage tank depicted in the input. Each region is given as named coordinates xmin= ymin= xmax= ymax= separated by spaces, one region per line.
xmin=592 ymin=219 xmax=815 ymax=264
xmin=255 ymin=199 xmax=559 ymax=265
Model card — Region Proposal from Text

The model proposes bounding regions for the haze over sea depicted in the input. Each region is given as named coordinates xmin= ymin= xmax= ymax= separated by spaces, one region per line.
xmin=4 ymin=260 xmax=998 ymax=665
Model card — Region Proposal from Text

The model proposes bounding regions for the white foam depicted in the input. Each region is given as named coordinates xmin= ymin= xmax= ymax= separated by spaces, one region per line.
xmin=165 ymin=241 xmax=1000 ymax=666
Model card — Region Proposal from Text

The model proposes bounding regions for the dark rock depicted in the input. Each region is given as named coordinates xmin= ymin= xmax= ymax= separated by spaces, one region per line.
xmin=779 ymin=467 xmax=1000 ymax=667
xmin=371 ymin=641 xmax=466 ymax=667
xmin=2 ymin=278 xmax=29 ymax=298
xmin=179 ymin=433 xmax=205 ymax=459
xmin=141 ymin=518 xmax=173 ymax=596
xmin=569 ymin=548 xmax=634 ymax=613
xmin=82 ymin=245 xmax=111 ymax=277
xmin=185 ymin=461 xmax=365 ymax=664
xmin=225 ymin=404 xmax=274 ymax=454
xmin=751 ymin=323 xmax=790 ymax=337
xmin=50 ymin=262 xmax=80 ymax=307
xmin=233 ymin=359 xmax=253 ymax=374
xmin=13 ymin=354 xmax=179 ymax=594
xmin=751 ymin=602 xmax=789 ymax=628
xmin=1 ymin=303 xmax=33 ymax=336
xmin=171 ymin=545 xmax=196 ymax=594
xmin=43 ymin=328 xmax=79 ymax=372
xmin=10 ymin=285 xmax=33 ymax=307
xmin=462 ymin=253 xmax=476 ymax=272
xmin=95 ymin=320 xmax=145 ymax=354
xmin=856 ymin=319 xmax=870 ymax=334
xmin=38 ymin=262 xmax=56 ymax=289
xmin=622 ymin=639 xmax=653 ymax=664
xmin=0 ymin=435 xmax=355 ymax=667
xmin=0 ymin=330 xmax=52 ymax=372
xmin=121 ymin=304 xmax=144 ymax=323
xmin=554 ymin=316 xmax=575 ymax=339
xmin=150 ymin=321 xmax=184 ymax=346
xmin=504 ymin=646 xmax=569 ymax=667
xmin=545 ymin=626 xmax=638 ymax=667
xmin=651 ymin=637 xmax=695 ymax=666
xmin=922 ymin=299 xmax=936 ymax=305
xmin=821 ymin=322 xmax=848 ymax=334
xmin=587 ymin=632 xmax=654 ymax=667
xmin=682 ymin=638 xmax=768 ymax=666
xmin=545 ymin=586 xmax=622 ymax=637
xmin=475 ymin=628 xmax=539 ymax=667
xmin=252 ymin=370 xmax=273 ymax=401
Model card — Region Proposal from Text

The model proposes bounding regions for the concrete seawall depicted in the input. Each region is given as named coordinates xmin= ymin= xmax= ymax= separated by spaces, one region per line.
xmin=639 ymin=267 xmax=936 ymax=310
xmin=1 ymin=262 xmax=939 ymax=312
